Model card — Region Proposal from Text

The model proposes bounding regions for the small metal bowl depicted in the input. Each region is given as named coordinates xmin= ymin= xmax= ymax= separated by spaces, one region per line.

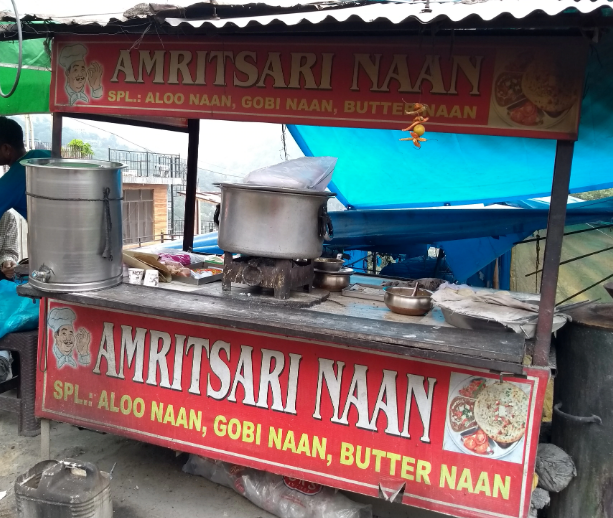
xmin=313 ymin=268 xmax=353 ymax=292
xmin=384 ymin=287 xmax=432 ymax=316
xmin=314 ymin=257 xmax=344 ymax=272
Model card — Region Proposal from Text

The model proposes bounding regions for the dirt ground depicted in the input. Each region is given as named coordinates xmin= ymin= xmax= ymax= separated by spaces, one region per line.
xmin=0 ymin=411 xmax=440 ymax=518
xmin=0 ymin=412 xmax=276 ymax=518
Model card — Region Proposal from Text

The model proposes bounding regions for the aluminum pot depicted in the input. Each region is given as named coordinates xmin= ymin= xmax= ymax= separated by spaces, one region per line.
xmin=23 ymin=158 xmax=125 ymax=292
xmin=215 ymin=183 xmax=336 ymax=259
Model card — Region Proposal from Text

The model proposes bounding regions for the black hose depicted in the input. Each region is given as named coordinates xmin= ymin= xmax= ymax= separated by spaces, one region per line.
xmin=0 ymin=0 xmax=23 ymax=99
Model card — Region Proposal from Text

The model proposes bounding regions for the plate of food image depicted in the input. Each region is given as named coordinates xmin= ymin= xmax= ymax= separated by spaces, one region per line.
xmin=491 ymin=50 xmax=581 ymax=131
xmin=445 ymin=376 xmax=530 ymax=460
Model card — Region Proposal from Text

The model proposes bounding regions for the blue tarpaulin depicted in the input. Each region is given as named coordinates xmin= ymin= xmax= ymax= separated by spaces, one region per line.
xmin=165 ymin=35 xmax=613 ymax=283
xmin=288 ymin=33 xmax=613 ymax=209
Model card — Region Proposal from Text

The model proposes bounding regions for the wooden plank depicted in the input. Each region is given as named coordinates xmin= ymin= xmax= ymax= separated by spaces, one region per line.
xmin=51 ymin=113 xmax=63 ymax=158
xmin=19 ymin=284 xmax=525 ymax=373
xmin=534 ymin=140 xmax=575 ymax=366
xmin=153 ymin=185 xmax=168 ymax=237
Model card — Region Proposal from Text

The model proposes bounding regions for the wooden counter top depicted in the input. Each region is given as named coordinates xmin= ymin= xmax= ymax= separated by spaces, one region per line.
xmin=18 ymin=282 xmax=525 ymax=373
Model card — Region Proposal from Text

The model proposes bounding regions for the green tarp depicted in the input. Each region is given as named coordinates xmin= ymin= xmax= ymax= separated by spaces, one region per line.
xmin=0 ymin=38 xmax=51 ymax=115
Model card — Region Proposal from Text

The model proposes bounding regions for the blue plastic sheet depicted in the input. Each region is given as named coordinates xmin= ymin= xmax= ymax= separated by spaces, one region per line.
xmin=0 ymin=280 xmax=39 ymax=340
xmin=288 ymin=33 xmax=613 ymax=209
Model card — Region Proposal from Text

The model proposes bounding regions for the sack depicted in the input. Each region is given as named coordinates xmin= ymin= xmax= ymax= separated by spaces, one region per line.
xmin=183 ymin=455 xmax=372 ymax=518
xmin=0 ymin=280 xmax=39 ymax=340
xmin=243 ymin=157 xmax=337 ymax=191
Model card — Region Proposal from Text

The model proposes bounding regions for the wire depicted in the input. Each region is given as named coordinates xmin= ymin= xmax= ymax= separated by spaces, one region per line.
xmin=70 ymin=118 xmax=244 ymax=179
xmin=0 ymin=0 xmax=22 ymax=98
xmin=69 ymin=118 xmax=154 ymax=152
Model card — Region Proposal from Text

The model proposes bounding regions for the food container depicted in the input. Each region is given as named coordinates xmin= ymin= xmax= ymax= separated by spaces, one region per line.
xmin=23 ymin=158 xmax=125 ymax=292
xmin=440 ymin=307 xmax=510 ymax=332
xmin=15 ymin=459 xmax=112 ymax=518
xmin=128 ymin=268 xmax=144 ymax=285
xmin=313 ymin=268 xmax=353 ymax=292
xmin=384 ymin=287 xmax=432 ymax=316
xmin=215 ymin=183 xmax=335 ymax=259
xmin=172 ymin=262 xmax=223 ymax=286
xmin=314 ymin=257 xmax=344 ymax=272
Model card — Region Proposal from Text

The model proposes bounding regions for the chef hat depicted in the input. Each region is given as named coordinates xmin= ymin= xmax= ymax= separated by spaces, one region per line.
xmin=48 ymin=307 xmax=76 ymax=333
xmin=59 ymin=44 xmax=87 ymax=71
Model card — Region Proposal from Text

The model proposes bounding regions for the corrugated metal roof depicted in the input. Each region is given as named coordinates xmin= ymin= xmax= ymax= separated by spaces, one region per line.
xmin=1 ymin=0 xmax=612 ymax=38
xmin=165 ymin=1 xmax=613 ymax=30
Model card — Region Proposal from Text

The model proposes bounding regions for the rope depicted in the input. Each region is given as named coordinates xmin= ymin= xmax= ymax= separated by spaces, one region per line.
xmin=26 ymin=188 xmax=123 ymax=262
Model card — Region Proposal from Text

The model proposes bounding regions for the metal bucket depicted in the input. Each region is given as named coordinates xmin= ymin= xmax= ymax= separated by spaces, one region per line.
xmin=215 ymin=183 xmax=335 ymax=259
xmin=22 ymin=158 xmax=125 ymax=292
xmin=549 ymin=303 xmax=613 ymax=518
xmin=15 ymin=459 xmax=112 ymax=518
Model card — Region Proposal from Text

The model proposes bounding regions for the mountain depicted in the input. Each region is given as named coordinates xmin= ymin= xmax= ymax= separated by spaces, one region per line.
xmin=15 ymin=115 xmax=141 ymax=158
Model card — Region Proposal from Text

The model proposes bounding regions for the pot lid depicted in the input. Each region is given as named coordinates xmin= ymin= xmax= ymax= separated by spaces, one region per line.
xmin=215 ymin=182 xmax=336 ymax=197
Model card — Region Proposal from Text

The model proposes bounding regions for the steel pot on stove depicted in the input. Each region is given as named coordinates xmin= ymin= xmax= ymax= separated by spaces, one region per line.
xmin=215 ymin=183 xmax=336 ymax=259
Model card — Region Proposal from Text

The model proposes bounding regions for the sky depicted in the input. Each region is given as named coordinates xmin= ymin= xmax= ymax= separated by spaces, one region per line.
xmin=2 ymin=0 xmax=306 ymax=183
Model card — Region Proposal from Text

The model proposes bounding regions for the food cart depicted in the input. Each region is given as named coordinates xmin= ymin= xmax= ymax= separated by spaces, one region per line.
xmin=5 ymin=3 xmax=608 ymax=517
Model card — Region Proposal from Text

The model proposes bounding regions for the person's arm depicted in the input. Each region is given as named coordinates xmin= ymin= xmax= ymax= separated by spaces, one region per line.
xmin=0 ymin=211 xmax=18 ymax=279
xmin=0 ymin=169 xmax=23 ymax=217
xmin=0 ymin=212 xmax=18 ymax=265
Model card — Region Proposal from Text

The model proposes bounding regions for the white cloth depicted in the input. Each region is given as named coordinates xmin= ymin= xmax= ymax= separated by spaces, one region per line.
xmin=432 ymin=287 xmax=569 ymax=339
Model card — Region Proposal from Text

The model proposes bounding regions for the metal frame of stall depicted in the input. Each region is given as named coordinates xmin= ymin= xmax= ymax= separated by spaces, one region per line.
xmin=48 ymin=108 xmax=570 ymax=373
xmin=16 ymin=14 xmax=591 ymax=517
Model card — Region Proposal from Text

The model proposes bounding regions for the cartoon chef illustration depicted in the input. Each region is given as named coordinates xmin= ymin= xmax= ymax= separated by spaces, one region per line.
xmin=59 ymin=44 xmax=103 ymax=106
xmin=48 ymin=307 xmax=91 ymax=369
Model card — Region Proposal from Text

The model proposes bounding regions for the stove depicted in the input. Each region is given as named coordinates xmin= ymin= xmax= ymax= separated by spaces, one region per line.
xmin=222 ymin=255 xmax=314 ymax=300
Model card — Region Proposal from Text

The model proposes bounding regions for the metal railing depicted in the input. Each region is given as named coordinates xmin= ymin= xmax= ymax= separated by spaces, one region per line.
xmin=109 ymin=148 xmax=185 ymax=180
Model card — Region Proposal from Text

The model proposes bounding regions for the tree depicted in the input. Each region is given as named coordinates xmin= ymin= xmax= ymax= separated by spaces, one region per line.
xmin=64 ymin=139 xmax=94 ymax=158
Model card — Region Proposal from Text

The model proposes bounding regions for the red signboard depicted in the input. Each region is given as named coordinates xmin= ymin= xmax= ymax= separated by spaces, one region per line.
xmin=37 ymin=299 xmax=548 ymax=518
xmin=50 ymin=35 xmax=587 ymax=140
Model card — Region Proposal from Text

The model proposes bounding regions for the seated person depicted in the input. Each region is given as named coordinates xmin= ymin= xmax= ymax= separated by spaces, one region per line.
xmin=0 ymin=116 xmax=51 ymax=220
xmin=0 ymin=210 xmax=18 ymax=281
xmin=0 ymin=209 xmax=19 ymax=382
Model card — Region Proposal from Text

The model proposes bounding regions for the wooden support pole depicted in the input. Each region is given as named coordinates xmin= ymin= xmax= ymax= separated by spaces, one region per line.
xmin=51 ymin=113 xmax=63 ymax=158
xmin=534 ymin=140 xmax=575 ymax=366
xmin=182 ymin=119 xmax=200 ymax=251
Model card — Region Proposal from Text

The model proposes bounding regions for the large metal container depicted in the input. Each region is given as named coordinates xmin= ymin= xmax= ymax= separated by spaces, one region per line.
xmin=550 ymin=303 xmax=613 ymax=518
xmin=23 ymin=158 xmax=125 ymax=292
xmin=15 ymin=459 xmax=112 ymax=518
xmin=216 ymin=183 xmax=335 ymax=259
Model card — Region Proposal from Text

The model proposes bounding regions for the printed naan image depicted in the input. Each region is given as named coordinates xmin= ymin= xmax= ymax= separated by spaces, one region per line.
xmin=474 ymin=382 xmax=529 ymax=444
xmin=521 ymin=56 xmax=580 ymax=115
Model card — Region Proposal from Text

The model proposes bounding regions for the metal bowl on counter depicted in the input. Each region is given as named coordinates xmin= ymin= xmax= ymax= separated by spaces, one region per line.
xmin=313 ymin=268 xmax=353 ymax=292
xmin=314 ymin=257 xmax=344 ymax=272
xmin=384 ymin=287 xmax=433 ymax=316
